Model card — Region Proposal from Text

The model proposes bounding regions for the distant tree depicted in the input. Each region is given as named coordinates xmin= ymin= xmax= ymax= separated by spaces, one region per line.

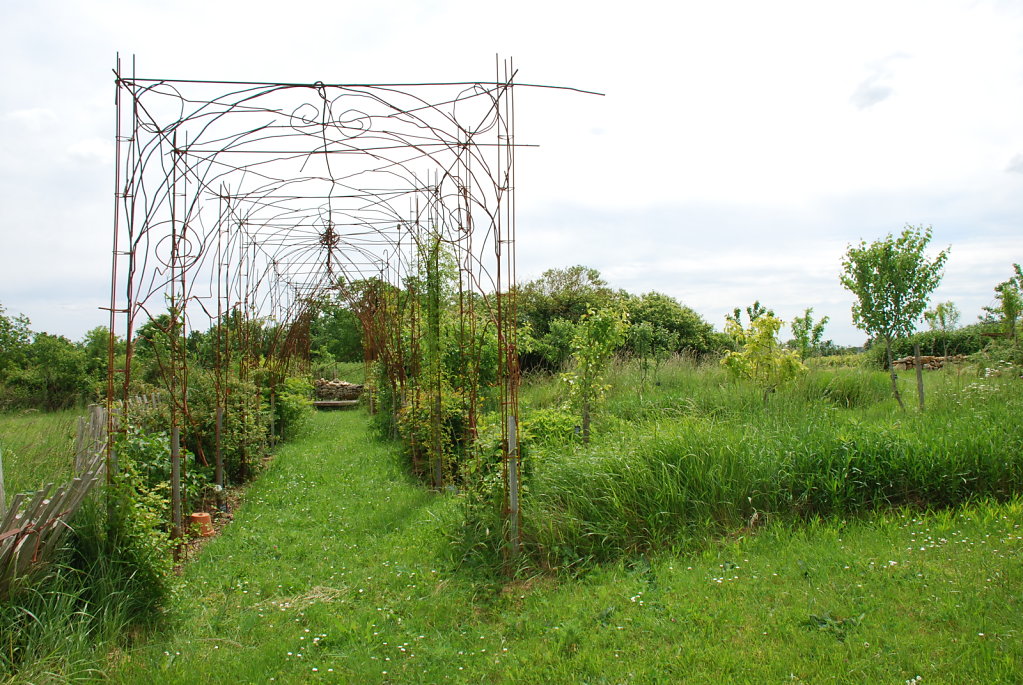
xmin=5 ymin=333 xmax=89 ymax=409
xmin=309 ymin=298 xmax=363 ymax=364
xmin=518 ymin=266 xmax=620 ymax=370
xmin=923 ymin=301 xmax=961 ymax=358
xmin=981 ymin=264 xmax=1022 ymax=343
xmin=0 ymin=302 xmax=32 ymax=380
xmin=840 ymin=225 xmax=949 ymax=409
xmin=789 ymin=307 xmax=830 ymax=360
xmin=624 ymin=291 xmax=715 ymax=354
xmin=561 ymin=308 xmax=629 ymax=444
xmin=629 ymin=321 xmax=679 ymax=388
xmin=80 ymin=326 xmax=126 ymax=384
xmin=519 ymin=266 xmax=617 ymax=331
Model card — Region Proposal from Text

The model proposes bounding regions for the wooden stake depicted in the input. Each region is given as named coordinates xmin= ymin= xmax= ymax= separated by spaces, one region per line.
xmin=914 ymin=343 xmax=925 ymax=411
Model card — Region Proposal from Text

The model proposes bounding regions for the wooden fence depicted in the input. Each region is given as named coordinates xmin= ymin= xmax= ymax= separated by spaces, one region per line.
xmin=0 ymin=405 xmax=109 ymax=597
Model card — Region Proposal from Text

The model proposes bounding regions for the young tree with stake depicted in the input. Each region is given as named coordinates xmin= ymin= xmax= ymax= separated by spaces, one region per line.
xmin=840 ymin=225 xmax=949 ymax=410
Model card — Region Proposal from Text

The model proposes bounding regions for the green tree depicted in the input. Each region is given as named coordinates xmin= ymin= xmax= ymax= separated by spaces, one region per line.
xmin=0 ymin=303 xmax=32 ymax=380
xmin=80 ymin=326 xmax=126 ymax=386
xmin=923 ymin=301 xmax=961 ymax=358
xmin=629 ymin=321 xmax=679 ymax=388
xmin=625 ymin=291 xmax=715 ymax=354
xmin=721 ymin=314 xmax=806 ymax=404
xmin=561 ymin=308 xmax=628 ymax=444
xmin=789 ymin=307 xmax=829 ymax=360
xmin=981 ymin=264 xmax=1022 ymax=343
xmin=309 ymin=298 xmax=364 ymax=365
xmin=7 ymin=333 xmax=90 ymax=409
xmin=840 ymin=225 xmax=949 ymax=409
xmin=518 ymin=266 xmax=620 ymax=370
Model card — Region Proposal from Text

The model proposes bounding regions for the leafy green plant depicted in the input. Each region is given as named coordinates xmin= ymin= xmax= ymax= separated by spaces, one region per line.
xmin=722 ymin=314 xmax=806 ymax=403
xmin=522 ymin=406 xmax=580 ymax=446
xmin=629 ymin=321 xmax=679 ymax=388
xmin=561 ymin=308 xmax=629 ymax=443
xmin=270 ymin=376 xmax=314 ymax=441
xmin=114 ymin=427 xmax=213 ymax=517
xmin=790 ymin=307 xmax=830 ymax=360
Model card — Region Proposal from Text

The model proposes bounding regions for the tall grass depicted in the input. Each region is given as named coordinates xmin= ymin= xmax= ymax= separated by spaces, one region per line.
xmin=0 ymin=409 xmax=78 ymax=495
xmin=0 ymin=498 xmax=172 ymax=682
xmin=466 ymin=358 xmax=1023 ymax=570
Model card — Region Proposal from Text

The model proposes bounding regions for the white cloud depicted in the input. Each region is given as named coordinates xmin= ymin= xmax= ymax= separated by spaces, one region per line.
xmin=4 ymin=107 xmax=58 ymax=131
xmin=1 ymin=0 xmax=1022 ymax=344
xmin=66 ymin=138 xmax=114 ymax=165
xmin=850 ymin=53 xmax=908 ymax=109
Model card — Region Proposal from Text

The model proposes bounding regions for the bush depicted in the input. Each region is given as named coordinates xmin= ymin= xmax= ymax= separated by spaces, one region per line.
xmin=114 ymin=427 xmax=213 ymax=516
xmin=174 ymin=370 xmax=267 ymax=484
xmin=522 ymin=406 xmax=579 ymax=446
xmin=270 ymin=376 xmax=314 ymax=441
xmin=396 ymin=380 xmax=474 ymax=482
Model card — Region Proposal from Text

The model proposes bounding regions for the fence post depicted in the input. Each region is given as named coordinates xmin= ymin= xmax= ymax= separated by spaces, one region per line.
xmin=914 ymin=343 xmax=925 ymax=411
xmin=75 ymin=415 xmax=87 ymax=472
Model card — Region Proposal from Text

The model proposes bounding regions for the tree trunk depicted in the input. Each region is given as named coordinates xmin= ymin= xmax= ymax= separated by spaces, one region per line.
xmin=886 ymin=339 xmax=905 ymax=410
xmin=581 ymin=400 xmax=591 ymax=445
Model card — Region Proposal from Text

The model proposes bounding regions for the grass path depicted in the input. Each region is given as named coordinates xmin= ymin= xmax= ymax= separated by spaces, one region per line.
xmin=110 ymin=410 xmax=1023 ymax=683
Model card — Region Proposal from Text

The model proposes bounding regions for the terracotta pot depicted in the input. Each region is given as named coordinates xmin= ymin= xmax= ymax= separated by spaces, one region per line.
xmin=188 ymin=512 xmax=215 ymax=537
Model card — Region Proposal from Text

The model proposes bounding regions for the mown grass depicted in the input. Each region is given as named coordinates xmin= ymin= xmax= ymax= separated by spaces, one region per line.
xmin=106 ymin=409 xmax=1023 ymax=683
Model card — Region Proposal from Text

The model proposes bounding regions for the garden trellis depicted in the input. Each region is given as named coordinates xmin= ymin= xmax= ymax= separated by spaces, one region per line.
xmin=108 ymin=56 xmax=592 ymax=557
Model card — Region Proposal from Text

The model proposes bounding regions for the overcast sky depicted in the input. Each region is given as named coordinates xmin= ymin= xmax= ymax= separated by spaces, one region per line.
xmin=1 ymin=0 xmax=1021 ymax=346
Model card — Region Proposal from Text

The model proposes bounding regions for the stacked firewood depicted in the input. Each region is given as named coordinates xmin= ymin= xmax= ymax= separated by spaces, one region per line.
xmin=314 ymin=378 xmax=364 ymax=400
xmin=891 ymin=354 xmax=967 ymax=371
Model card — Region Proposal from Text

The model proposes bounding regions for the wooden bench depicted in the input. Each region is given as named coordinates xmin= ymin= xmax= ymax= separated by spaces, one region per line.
xmin=312 ymin=400 xmax=360 ymax=409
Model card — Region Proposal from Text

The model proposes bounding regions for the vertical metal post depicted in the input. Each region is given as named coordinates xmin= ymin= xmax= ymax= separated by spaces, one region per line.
xmin=506 ymin=414 xmax=519 ymax=554
xmin=171 ymin=426 xmax=182 ymax=537
xmin=495 ymin=57 xmax=522 ymax=566
xmin=106 ymin=54 xmax=123 ymax=485
xmin=215 ymin=406 xmax=225 ymax=511
xmin=914 ymin=343 xmax=925 ymax=411
xmin=169 ymin=130 xmax=183 ymax=539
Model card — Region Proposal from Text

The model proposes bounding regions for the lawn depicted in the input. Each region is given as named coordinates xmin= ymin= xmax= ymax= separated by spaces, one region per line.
xmin=107 ymin=406 xmax=1023 ymax=683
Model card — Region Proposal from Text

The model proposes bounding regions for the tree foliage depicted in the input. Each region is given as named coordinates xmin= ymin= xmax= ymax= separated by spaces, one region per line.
xmin=981 ymin=264 xmax=1022 ymax=343
xmin=625 ymin=291 xmax=715 ymax=354
xmin=840 ymin=225 xmax=949 ymax=409
xmin=0 ymin=303 xmax=31 ymax=379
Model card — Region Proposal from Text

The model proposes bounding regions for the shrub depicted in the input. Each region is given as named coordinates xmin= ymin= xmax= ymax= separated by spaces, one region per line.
xmin=114 ymin=427 xmax=213 ymax=517
xmin=269 ymin=376 xmax=314 ymax=442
